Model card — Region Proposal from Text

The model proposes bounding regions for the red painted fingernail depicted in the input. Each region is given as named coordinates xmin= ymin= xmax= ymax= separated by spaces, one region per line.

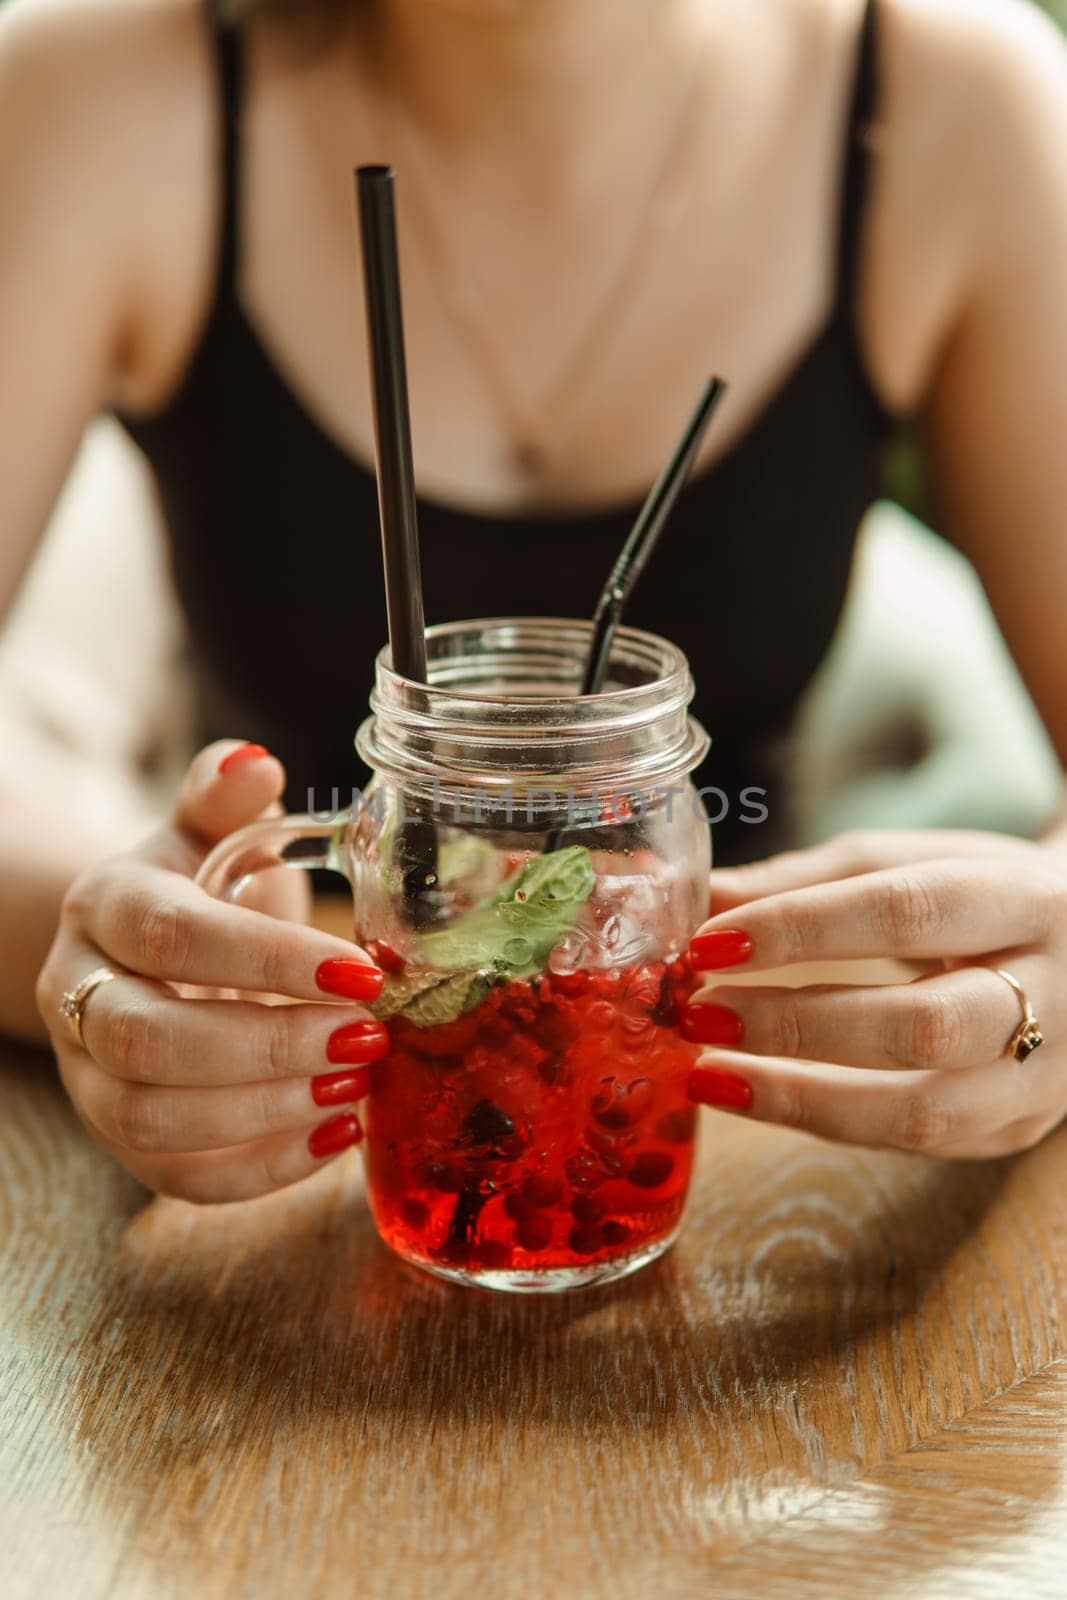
xmin=689 ymin=1065 xmax=753 ymax=1110
xmin=682 ymin=1003 xmax=744 ymax=1046
xmin=311 ymin=1067 xmax=372 ymax=1108
xmin=308 ymin=1112 xmax=363 ymax=1159
xmin=326 ymin=1020 xmax=390 ymax=1065
xmin=316 ymin=959 xmax=384 ymax=1001
xmin=690 ymin=929 xmax=753 ymax=969
xmin=218 ymin=743 xmax=269 ymax=775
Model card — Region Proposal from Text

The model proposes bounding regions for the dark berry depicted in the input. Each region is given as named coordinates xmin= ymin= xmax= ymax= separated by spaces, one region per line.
xmin=516 ymin=1212 xmax=553 ymax=1252
xmin=421 ymin=1161 xmax=462 ymax=1193
xmin=656 ymin=1107 xmax=697 ymax=1145
xmin=479 ymin=1018 xmax=515 ymax=1053
xmin=571 ymin=1193 xmax=608 ymax=1224
xmin=399 ymin=1197 xmax=430 ymax=1232
xmin=601 ymin=1221 xmax=630 ymax=1248
xmin=568 ymin=1222 xmax=605 ymax=1256
xmin=504 ymin=1191 xmax=531 ymax=1222
xmin=521 ymin=1174 xmax=564 ymax=1209
xmin=460 ymin=1099 xmax=515 ymax=1148
xmin=628 ymin=1151 xmax=675 ymax=1189
xmin=591 ymin=1076 xmax=654 ymax=1130
xmin=534 ymin=1008 xmax=576 ymax=1054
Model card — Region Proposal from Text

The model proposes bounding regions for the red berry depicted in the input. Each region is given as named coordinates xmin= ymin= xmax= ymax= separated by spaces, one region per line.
xmin=400 ymin=1197 xmax=429 ymax=1232
xmin=568 ymin=1222 xmax=604 ymax=1255
xmin=534 ymin=1005 xmax=575 ymax=1053
xmin=521 ymin=1174 xmax=564 ymax=1209
xmin=628 ymin=1151 xmax=675 ymax=1189
xmin=656 ymin=1107 xmax=697 ymax=1145
xmin=571 ymin=1192 xmax=608 ymax=1224
xmin=365 ymin=939 xmax=406 ymax=974
xmin=517 ymin=1212 xmax=553 ymax=1252
xmin=552 ymin=970 xmax=589 ymax=998
xmin=591 ymin=1076 xmax=654 ymax=1130
xmin=620 ymin=1008 xmax=655 ymax=1038
xmin=504 ymin=1191 xmax=531 ymax=1222
xmin=584 ymin=1000 xmax=617 ymax=1032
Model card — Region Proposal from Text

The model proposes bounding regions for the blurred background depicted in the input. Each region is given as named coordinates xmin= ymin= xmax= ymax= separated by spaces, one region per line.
xmin=0 ymin=0 xmax=1064 ymax=852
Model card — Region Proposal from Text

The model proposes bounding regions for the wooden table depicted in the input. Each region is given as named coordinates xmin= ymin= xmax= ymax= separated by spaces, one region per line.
xmin=4 ymin=958 xmax=1067 ymax=1599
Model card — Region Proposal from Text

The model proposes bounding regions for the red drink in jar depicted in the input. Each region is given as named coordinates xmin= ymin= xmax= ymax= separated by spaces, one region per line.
xmin=197 ymin=619 xmax=712 ymax=1291
xmin=365 ymin=954 xmax=699 ymax=1285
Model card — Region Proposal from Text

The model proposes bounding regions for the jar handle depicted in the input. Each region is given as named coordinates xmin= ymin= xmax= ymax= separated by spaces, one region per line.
xmin=195 ymin=810 xmax=352 ymax=904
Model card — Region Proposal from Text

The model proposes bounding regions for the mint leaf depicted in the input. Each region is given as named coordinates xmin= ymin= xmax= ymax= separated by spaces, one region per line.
xmin=370 ymin=966 xmax=458 ymax=1021
xmin=370 ymin=847 xmax=597 ymax=1028
xmin=435 ymin=834 xmax=497 ymax=888
xmin=419 ymin=846 xmax=596 ymax=979
xmin=401 ymin=968 xmax=495 ymax=1027
xmin=371 ymin=963 xmax=502 ymax=1029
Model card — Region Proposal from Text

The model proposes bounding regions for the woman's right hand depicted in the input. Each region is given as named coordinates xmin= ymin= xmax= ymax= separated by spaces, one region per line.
xmin=36 ymin=742 xmax=389 ymax=1203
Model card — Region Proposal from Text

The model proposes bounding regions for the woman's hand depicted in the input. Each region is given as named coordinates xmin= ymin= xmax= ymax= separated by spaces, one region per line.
xmin=36 ymin=742 xmax=388 ymax=1202
xmin=684 ymin=829 xmax=1067 ymax=1159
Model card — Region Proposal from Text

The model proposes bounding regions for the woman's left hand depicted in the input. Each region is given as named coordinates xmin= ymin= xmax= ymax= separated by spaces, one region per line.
xmin=684 ymin=828 xmax=1067 ymax=1159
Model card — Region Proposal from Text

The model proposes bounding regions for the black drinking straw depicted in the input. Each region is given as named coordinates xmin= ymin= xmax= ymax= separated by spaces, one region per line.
xmin=356 ymin=165 xmax=437 ymax=915
xmin=544 ymin=377 xmax=728 ymax=852
xmin=357 ymin=165 xmax=428 ymax=681
xmin=579 ymin=376 xmax=728 ymax=697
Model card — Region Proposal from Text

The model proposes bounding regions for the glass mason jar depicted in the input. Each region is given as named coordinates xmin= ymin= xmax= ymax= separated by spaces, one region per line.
xmin=198 ymin=618 xmax=711 ymax=1292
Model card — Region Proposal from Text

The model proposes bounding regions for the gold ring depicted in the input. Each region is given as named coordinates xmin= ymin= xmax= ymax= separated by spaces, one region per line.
xmin=58 ymin=967 xmax=118 ymax=1049
xmin=992 ymin=968 xmax=1044 ymax=1063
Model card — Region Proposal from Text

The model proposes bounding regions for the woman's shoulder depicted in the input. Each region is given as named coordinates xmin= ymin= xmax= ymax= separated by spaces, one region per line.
xmin=848 ymin=0 xmax=1066 ymax=411
xmin=0 ymin=0 xmax=214 ymax=117
xmin=0 ymin=0 xmax=224 ymax=409
xmin=878 ymin=0 xmax=1067 ymax=284
xmin=877 ymin=0 xmax=1066 ymax=142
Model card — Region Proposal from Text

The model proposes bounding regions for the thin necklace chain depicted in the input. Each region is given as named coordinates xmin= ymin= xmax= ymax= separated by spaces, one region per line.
xmin=363 ymin=24 xmax=713 ymax=477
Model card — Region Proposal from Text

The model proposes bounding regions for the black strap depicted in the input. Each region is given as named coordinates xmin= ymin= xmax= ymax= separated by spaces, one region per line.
xmin=209 ymin=11 xmax=244 ymax=307
xmin=835 ymin=0 xmax=880 ymax=319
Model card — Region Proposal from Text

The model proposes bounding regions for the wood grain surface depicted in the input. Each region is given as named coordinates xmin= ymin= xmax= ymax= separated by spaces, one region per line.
xmin=3 ymin=952 xmax=1067 ymax=1599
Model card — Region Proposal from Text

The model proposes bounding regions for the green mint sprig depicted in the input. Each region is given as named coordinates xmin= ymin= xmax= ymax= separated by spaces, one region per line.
xmin=370 ymin=846 xmax=596 ymax=1028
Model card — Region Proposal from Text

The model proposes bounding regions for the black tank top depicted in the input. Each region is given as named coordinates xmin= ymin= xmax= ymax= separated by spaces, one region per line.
xmin=118 ymin=1 xmax=892 ymax=865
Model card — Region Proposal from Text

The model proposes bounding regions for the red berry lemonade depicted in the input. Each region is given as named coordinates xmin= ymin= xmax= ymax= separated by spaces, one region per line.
xmin=364 ymin=950 xmax=699 ymax=1286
